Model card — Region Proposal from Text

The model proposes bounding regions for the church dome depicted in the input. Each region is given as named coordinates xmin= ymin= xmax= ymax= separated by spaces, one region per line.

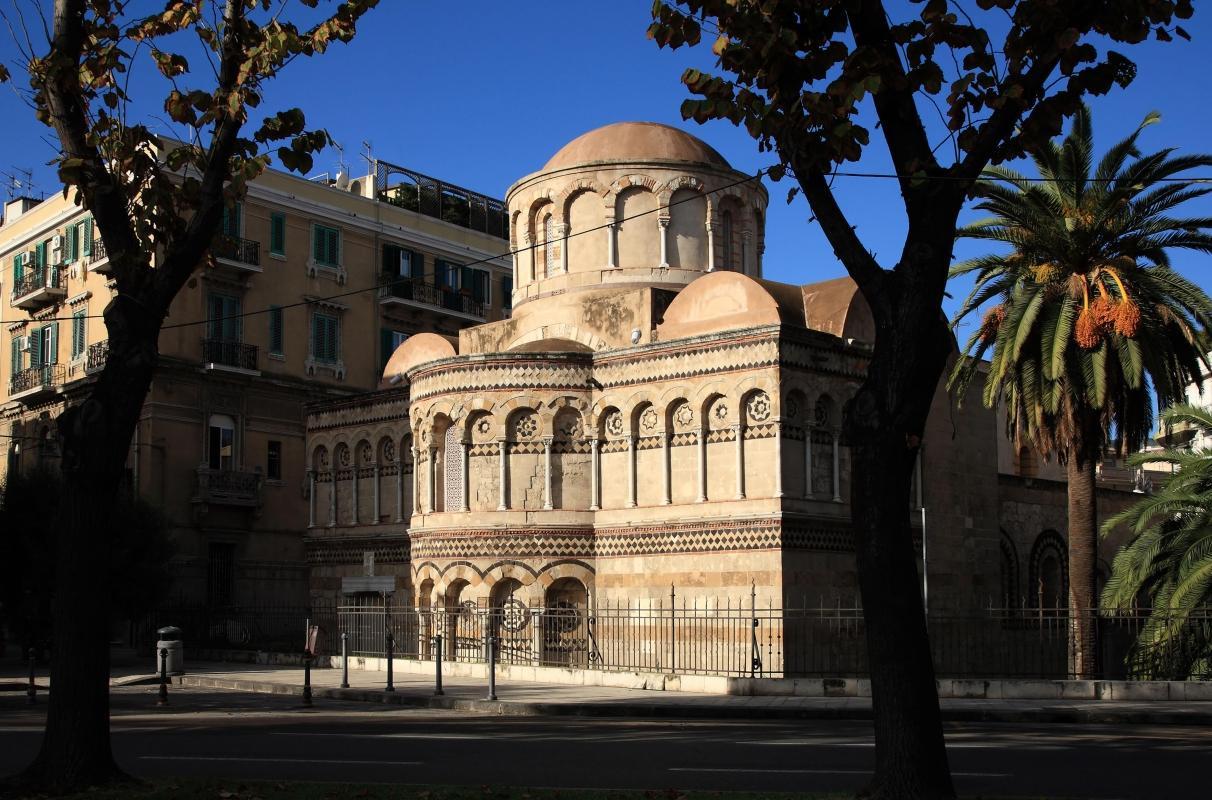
xmin=542 ymin=122 xmax=730 ymax=171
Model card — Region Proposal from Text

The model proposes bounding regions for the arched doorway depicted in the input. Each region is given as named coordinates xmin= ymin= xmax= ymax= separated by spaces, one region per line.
xmin=489 ymin=578 xmax=530 ymax=664
xmin=444 ymin=579 xmax=478 ymax=662
xmin=543 ymin=578 xmax=590 ymax=667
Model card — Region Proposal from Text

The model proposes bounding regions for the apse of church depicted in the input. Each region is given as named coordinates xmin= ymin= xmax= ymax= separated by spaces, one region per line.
xmin=304 ymin=122 xmax=1006 ymax=617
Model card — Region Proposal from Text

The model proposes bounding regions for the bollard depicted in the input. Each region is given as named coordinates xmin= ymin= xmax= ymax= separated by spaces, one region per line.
xmin=384 ymin=631 xmax=395 ymax=693
xmin=26 ymin=648 xmax=35 ymax=705
xmin=486 ymin=636 xmax=497 ymax=701
xmin=433 ymin=634 xmax=444 ymax=696
xmin=302 ymin=655 xmax=313 ymax=708
xmin=157 ymin=647 xmax=169 ymax=706
xmin=340 ymin=632 xmax=350 ymax=689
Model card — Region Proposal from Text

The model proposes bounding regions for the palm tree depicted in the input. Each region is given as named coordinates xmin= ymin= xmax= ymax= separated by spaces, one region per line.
xmin=1102 ymin=403 xmax=1212 ymax=680
xmin=948 ymin=104 xmax=1212 ymax=677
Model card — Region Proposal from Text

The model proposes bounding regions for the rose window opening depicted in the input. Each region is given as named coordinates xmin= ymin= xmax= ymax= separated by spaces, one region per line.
xmin=673 ymin=403 xmax=694 ymax=430
xmin=382 ymin=440 xmax=396 ymax=463
xmin=746 ymin=392 xmax=771 ymax=422
xmin=515 ymin=413 xmax=538 ymax=439
xmin=499 ymin=598 xmax=530 ymax=632
xmin=640 ymin=408 xmax=659 ymax=432
xmin=605 ymin=411 xmax=624 ymax=437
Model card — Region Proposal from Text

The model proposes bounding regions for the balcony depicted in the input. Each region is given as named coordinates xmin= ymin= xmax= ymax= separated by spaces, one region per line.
xmin=201 ymin=338 xmax=259 ymax=374
xmin=87 ymin=239 xmax=112 ymax=274
xmin=86 ymin=340 xmax=109 ymax=375
xmin=193 ymin=466 xmax=263 ymax=513
xmin=212 ymin=235 xmax=262 ymax=272
xmin=11 ymin=268 xmax=67 ymax=310
xmin=377 ymin=275 xmax=486 ymax=319
xmin=9 ymin=363 xmax=64 ymax=403
xmin=375 ymin=160 xmax=508 ymax=240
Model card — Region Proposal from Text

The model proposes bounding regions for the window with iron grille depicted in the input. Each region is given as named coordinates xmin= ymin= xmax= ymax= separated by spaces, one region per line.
xmin=267 ymin=440 xmax=282 ymax=481
xmin=207 ymin=542 xmax=236 ymax=607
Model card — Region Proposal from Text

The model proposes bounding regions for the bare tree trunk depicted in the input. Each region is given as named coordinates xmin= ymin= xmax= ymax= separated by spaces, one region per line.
xmin=846 ymin=268 xmax=956 ymax=800
xmin=1066 ymin=454 xmax=1099 ymax=679
xmin=16 ymin=298 xmax=158 ymax=792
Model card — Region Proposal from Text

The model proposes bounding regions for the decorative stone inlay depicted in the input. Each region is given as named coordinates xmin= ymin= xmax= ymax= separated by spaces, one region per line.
xmin=605 ymin=411 xmax=624 ymax=437
xmin=712 ymin=400 xmax=729 ymax=423
xmin=382 ymin=439 xmax=396 ymax=463
xmin=515 ymin=412 xmax=538 ymax=439
xmin=359 ymin=442 xmax=373 ymax=465
xmin=814 ymin=397 xmax=832 ymax=426
xmin=746 ymin=391 xmax=771 ymax=422
xmin=337 ymin=445 xmax=351 ymax=468
xmin=672 ymin=401 xmax=694 ymax=431
xmin=640 ymin=407 xmax=659 ymax=432
xmin=499 ymin=598 xmax=529 ymax=631
xmin=557 ymin=416 xmax=583 ymax=440
xmin=476 ymin=418 xmax=492 ymax=435
xmin=785 ymin=396 xmax=800 ymax=421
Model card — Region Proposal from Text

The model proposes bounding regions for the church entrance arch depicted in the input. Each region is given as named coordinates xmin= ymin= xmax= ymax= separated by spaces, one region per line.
xmin=543 ymin=577 xmax=589 ymax=667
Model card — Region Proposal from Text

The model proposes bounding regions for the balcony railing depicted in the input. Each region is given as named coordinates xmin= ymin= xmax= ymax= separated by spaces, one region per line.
xmin=201 ymin=338 xmax=258 ymax=371
xmin=194 ymin=466 xmax=263 ymax=510
xmin=11 ymin=268 xmax=66 ymax=308
xmin=377 ymin=275 xmax=486 ymax=318
xmin=212 ymin=235 xmax=261 ymax=268
xmin=86 ymin=340 xmax=109 ymax=375
xmin=9 ymin=363 xmax=64 ymax=399
xmin=87 ymin=238 xmax=111 ymax=273
xmin=374 ymin=160 xmax=508 ymax=240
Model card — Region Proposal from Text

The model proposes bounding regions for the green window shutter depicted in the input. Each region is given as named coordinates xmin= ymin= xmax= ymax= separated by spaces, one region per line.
xmin=328 ymin=228 xmax=340 ymax=266
xmin=270 ymin=213 xmax=285 ymax=255
xmin=28 ymin=329 xmax=42 ymax=369
xmin=72 ymin=312 xmax=85 ymax=359
xmin=47 ymin=323 xmax=58 ymax=364
xmin=64 ymin=226 xmax=75 ymax=263
xmin=311 ymin=225 xmax=322 ymax=263
xmin=380 ymin=328 xmax=394 ymax=371
xmin=409 ymin=251 xmax=422 ymax=280
xmin=269 ymin=306 xmax=283 ymax=354
xmin=83 ymin=218 xmax=93 ymax=257
xmin=12 ymin=255 xmax=21 ymax=283
xmin=11 ymin=336 xmax=21 ymax=374
xmin=35 ymin=241 xmax=47 ymax=273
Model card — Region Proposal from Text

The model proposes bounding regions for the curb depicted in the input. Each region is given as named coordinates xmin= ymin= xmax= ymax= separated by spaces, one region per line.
xmin=176 ymin=675 xmax=1212 ymax=726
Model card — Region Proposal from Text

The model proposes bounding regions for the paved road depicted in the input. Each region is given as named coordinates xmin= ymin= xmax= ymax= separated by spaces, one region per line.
xmin=2 ymin=686 xmax=1209 ymax=798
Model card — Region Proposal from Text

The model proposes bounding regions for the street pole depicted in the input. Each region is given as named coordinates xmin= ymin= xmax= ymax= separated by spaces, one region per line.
xmin=340 ymin=632 xmax=350 ymax=688
xmin=157 ymin=647 xmax=169 ymax=706
xmin=302 ymin=655 xmax=313 ymax=708
xmin=486 ymin=635 xmax=497 ymax=701
xmin=385 ymin=631 xmax=395 ymax=693
xmin=26 ymin=648 xmax=35 ymax=705
xmin=434 ymin=634 xmax=444 ymax=696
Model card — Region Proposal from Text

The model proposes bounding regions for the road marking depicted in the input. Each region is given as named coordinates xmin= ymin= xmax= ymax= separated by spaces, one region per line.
xmin=276 ymin=732 xmax=483 ymax=741
xmin=670 ymin=767 xmax=1009 ymax=778
xmin=139 ymin=756 xmax=422 ymax=766
xmin=740 ymin=740 xmax=1062 ymax=750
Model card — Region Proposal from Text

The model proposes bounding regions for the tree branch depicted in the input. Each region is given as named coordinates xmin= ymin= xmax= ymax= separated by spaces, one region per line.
xmin=955 ymin=54 xmax=1059 ymax=182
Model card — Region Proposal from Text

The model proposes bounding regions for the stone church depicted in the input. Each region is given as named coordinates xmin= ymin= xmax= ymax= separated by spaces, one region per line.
xmin=303 ymin=122 xmax=1137 ymax=624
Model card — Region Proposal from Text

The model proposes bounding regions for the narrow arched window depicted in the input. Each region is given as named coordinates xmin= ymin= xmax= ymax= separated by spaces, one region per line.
xmin=721 ymin=211 xmax=733 ymax=271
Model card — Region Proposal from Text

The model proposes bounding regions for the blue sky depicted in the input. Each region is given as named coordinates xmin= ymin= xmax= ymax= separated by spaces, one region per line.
xmin=2 ymin=2 xmax=1210 ymax=336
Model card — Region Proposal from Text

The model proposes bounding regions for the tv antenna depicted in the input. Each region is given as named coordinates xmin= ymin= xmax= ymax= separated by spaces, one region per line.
xmin=1 ymin=167 xmax=36 ymax=201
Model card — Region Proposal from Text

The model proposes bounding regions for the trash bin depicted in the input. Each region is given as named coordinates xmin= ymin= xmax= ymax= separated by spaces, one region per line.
xmin=155 ymin=626 xmax=184 ymax=676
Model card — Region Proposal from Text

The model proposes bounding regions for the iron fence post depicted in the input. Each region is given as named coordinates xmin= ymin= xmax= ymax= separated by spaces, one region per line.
xmin=340 ymin=632 xmax=349 ymax=688
xmin=157 ymin=647 xmax=169 ymax=706
xmin=385 ymin=631 xmax=395 ymax=692
xmin=303 ymin=655 xmax=313 ymax=707
xmin=434 ymin=634 xmax=444 ymax=695
xmin=26 ymin=648 xmax=35 ymax=705
xmin=486 ymin=635 xmax=497 ymax=701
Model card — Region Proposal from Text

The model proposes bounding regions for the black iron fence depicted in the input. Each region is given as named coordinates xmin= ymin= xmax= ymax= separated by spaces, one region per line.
xmin=135 ymin=600 xmax=1212 ymax=681
xmin=201 ymin=338 xmax=258 ymax=370
xmin=377 ymin=275 xmax=486 ymax=318
xmin=85 ymin=340 xmax=108 ymax=375
xmin=89 ymin=238 xmax=107 ymax=265
xmin=11 ymin=267 xmax=65 ymax=301
xmin=9 ymin=363 xmax=64 ymax=396
xmin=212 ymin=235 xmax=261 ymax=267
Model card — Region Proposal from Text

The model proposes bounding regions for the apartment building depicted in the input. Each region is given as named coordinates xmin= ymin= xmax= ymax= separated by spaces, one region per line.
xmin=1 ymin=156 xmax=512 ymax=609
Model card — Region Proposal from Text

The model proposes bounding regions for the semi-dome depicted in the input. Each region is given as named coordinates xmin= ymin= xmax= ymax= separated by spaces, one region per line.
xmin=542 ymin=122 xmax=730 ymax=172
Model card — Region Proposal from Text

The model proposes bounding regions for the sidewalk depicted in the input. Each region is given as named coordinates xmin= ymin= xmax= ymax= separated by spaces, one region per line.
xmin=162 ymin=661 xmax=1212 ymax=726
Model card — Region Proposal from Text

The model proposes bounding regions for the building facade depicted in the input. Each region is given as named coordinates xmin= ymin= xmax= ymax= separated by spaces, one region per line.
xmin=1 ymin=154 xmax=512 ymax=609
xmin=304 ymin=122 xmax=1148 ymax=640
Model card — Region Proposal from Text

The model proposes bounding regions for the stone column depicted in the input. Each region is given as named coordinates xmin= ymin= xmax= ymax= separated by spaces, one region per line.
xmin=661 ymin=431 xmax=672 ymax=505
xmin=497 ymin=438 xmax=508 ymax=511
xmin=606 ymin=218 xmax=617 ymax=268
xmin=372 ymin=462 xmax=381 ymax=524
xmin=327 ymin=471 xmax=336 ymax=527
xmin=626 ymin=435 xmax=637 ymax=508
xmin=658 ymin=218 xmax=670 ymax=269
xmin=832 ymin=431 xmax=842 ymax=502
xmin=734 ymin=424 xmax=746 ymax=500
xmin=307 ymin=468 xmax=316 ymax=527
xmin=428 ymin=446 xmax=438 ymax=513
xmin=542 ymin=436 xmax=554 ymax=510
xmin=773 ymin=423 xmax=783 ymax=498
xmin=522 ymin=232 xmax=535 ymax=283
xmin=742 ymin=230 xmax=753 ymax=276
xmin=696 ymin=428 xmax=707 ymax=502
xmin=705 ymin=221 xmax=715 ymax=272
xmin=458 ymin=441 xmax=469 ymax=512
xmin=350 ymin=465 xmax=359 ymax=525
xmin=412 ymin=447 xmax=421 ymax=516
xmin=803 ymin=430 xmax=813 ymax=499
xmin=394 ymin=461 xmax=404 ymax=523
xmin=589 ymin=438 xmax=601 ymax=511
